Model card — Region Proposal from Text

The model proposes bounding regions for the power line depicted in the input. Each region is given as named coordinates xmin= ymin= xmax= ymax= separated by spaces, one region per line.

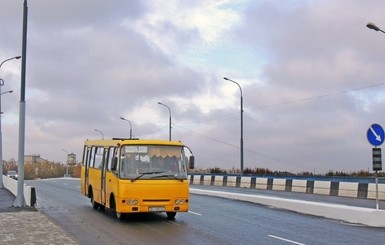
xmin=174 ymin=124 xmax=318 ymax=172
xmin=191 ymin=81 xmax=385 ymax=124
xmin=252 ymin=81 xmax=385 ymax=110
xmin=172 ymin=82 xmax=385 ymax=172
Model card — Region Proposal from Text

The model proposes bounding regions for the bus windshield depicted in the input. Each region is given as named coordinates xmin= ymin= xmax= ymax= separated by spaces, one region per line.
xmin=119 ymin=145 xmax=188 ymax=180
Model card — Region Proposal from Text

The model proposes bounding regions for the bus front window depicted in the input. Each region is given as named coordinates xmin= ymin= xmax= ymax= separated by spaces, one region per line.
xmin=119 ymin=145 xmax=188 ymax=179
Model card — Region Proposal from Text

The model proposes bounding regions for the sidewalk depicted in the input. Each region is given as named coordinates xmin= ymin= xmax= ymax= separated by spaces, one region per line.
xmin=0 ymin=188 xmax=79 ymax=244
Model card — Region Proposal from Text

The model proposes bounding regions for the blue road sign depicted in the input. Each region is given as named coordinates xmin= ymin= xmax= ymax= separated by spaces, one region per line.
xmin=367 ymin=123 xmax=385 ymax=147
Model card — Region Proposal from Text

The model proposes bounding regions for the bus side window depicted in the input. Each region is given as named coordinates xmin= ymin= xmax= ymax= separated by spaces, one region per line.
xmin=82 ymin=146 xmax=90 ymax=167
xmin=107 ymin=147 xmax=115 ymax=171
xmin=111 ymin=147 xmax=119 ymax=172
xmin=94 ymin=147 xmax=103 ymax=169
xmin=89 ymin=147 xmax=96 ymax=168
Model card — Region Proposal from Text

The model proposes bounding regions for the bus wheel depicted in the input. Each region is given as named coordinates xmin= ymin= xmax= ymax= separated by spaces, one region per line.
xmin=166 ymin=212 xmax=176 ymax=219
xmin=110 ymin=195 xmax=123 ymax=219
xmin=89 ymin=189 xmax=99 ymax=210
xmin=91 ymin=197 xmax=99 ymax=210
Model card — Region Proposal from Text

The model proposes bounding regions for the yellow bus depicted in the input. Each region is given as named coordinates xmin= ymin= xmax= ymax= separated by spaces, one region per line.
xmin=80 ymin=138 xmax=194 ymax=219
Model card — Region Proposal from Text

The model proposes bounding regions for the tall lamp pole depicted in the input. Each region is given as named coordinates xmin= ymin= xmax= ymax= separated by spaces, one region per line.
xmin=158 ymin=102 xmax=172 ymax=141
xmin=0 ymin=56 xmax=21 ymax=189
xmin=94 ymin=129 xmax=104 ymax=139
xmin=224 ymin=77 xmax=244 ymax=176
xmin=14 ymin=0 xmax=28 ymax=207
xmin=366 ymin=21 xmax=385 ymax=210
xmin=120 ymin=117 xmax=133 ymax=139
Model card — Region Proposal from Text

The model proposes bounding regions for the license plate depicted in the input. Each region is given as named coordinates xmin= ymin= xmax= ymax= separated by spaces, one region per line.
xmin=149 ymin=206 xmax=165 ymax=212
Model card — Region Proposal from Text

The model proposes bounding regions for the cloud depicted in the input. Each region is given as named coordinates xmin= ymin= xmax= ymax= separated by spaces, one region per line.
xmin=1 ymin=0 xmax=385 ymax=173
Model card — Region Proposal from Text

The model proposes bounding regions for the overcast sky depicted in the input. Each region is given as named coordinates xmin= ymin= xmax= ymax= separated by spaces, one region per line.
xmin=1 ymin=0 xmax=385 ymax=173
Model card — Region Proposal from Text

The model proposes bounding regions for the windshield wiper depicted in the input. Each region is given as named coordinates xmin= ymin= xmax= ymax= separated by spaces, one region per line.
xmin=150 ymin=174 xmax=184 ymax=182
xmin=131 ymin=171 xmax=165 ymax=182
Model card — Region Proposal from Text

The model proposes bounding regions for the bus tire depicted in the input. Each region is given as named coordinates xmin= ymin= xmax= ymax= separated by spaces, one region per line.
xmin=99 ymin=205 xmax=105 ymax=211
xmin=110 ymin=194 xmax=123 ymax=220
xmin=89 ymin=187 xmax=99 ymax=210
xmin=166 ymin=212 xmax=176 ymax=219
xmin=92 ymin=197 xmax=100 ymax=210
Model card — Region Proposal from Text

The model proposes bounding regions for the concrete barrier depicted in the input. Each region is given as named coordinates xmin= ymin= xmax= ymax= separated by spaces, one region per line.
xmin=256 ymin=177 xmax=268 ymax=190
xmin=189 ymin=175 xmax=385 ymax=200
xmin=2 ymin=175 xmax=36 ymax=207
xmin=292 ymin=179 xmax=307 ymax=193
xmin=313 ymin=180 xmax=330 ymax=195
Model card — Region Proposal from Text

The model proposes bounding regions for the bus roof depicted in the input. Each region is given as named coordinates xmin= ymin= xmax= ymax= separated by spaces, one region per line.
xmin=84 ymin=138 xmax=185 ymax=147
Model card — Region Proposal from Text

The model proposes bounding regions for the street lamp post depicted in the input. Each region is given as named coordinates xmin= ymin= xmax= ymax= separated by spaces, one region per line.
xmin=0 ymin=89 xmax=14 ymax=189
xmin=94 ymin=129 xmax=104 ymax=139
xmin=14 ymin=0 xmax=28 ymax=207
xmin=223 ymin=77 xmax=244 ymax=176
xmin=158 ymin=102 xmax=172 ymax=141
xmin=367 ymin=22 xmax=385 ymax=34
xmin=0 ymin=56 xmax=21 ymax=189
xmin=366 ymin=21 xmax=385 ymax=210
xmin=120 ymin=117 xmax=133 ymax=139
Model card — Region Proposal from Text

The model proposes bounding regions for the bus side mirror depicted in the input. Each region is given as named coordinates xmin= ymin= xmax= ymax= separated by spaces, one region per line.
xmin=111 ymin=157 xmax=118 ymax=171
xmin=189 ymin=156 xmax=195 ymax=169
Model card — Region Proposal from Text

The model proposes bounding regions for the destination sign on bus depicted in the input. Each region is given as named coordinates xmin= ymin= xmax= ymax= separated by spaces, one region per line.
xmin=125 ymin=146 xmax=148 ymax=153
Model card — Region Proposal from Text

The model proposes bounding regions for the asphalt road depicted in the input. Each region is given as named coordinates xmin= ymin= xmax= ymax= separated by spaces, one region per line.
xmin=29 ymin=178 xmax=385 ymax=245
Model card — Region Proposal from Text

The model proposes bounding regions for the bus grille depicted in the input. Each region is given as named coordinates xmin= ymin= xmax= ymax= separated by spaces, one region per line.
xmin=143 ymin=199 xmax=170 ymax=202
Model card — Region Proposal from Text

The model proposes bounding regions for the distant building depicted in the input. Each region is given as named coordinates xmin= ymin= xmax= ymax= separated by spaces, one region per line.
xmin=23 ymin=154 xmax=77 ymax=165
xmin=24 ymin=155 xmax=49 ymax=164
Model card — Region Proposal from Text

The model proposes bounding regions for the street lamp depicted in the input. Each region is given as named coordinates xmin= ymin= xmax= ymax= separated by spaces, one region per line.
xmin=0 ymin=90 xmax=13 ymax=96
xmin=120 ymin=117 xmax=133 ymax=139
xmin=0 ymin=56 xmax=21 ymax=189
xmin=0 ymin=56 xmax=21 ymax=68
xmin=366 ymin=22 xmax=385 ymax=34
xmin=94 ymin=129 xmax=104 ymax=139
xmin=223 ymin=77 xmax=244 ymax=176
xmin=158 ymin=102 xmax=172 ymax=141
xmin=0 ymin=89 xmax=13 ymax=114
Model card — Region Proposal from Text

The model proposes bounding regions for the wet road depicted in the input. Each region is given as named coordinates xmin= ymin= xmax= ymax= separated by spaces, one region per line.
xmin=29 ymin=178 xmax=385 ymax=245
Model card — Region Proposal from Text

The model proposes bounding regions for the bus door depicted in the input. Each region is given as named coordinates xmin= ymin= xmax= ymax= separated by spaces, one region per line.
xmin=100 ymin=147 xmax=108 ymax=205
xmin=82 ymin=146 xmax=91 ymax=195
xmin=101 ymin=147 xmax=115 ymax=206
xmin=105 ymin=147 xmax=119 ymax=208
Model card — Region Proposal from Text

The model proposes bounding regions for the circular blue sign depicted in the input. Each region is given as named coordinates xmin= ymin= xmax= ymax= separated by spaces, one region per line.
xmin=367 ymin=123 xmax=385 ymax=146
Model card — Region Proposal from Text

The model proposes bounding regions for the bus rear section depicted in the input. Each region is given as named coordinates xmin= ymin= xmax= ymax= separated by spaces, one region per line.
xmin=81 ymin=139 xmax=194 ymax=219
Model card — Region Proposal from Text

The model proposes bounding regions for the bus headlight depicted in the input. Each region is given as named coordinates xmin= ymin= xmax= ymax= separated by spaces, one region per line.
xmin=125 ymin=199 xmax=139 ymax=205
xmin=175 ymin=199 xmax=184 ymax=205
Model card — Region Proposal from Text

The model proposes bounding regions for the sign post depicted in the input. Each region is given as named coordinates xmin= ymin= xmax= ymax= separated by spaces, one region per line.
xmin=367 ymin=123 xmax=384 ymax=210
xmin=372 ymin=148 xmax=381 ymax=210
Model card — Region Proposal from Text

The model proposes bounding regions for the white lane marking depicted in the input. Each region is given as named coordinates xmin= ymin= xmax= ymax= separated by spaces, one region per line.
xmin=63 ymin=183 xmax=68 ymax=185
xmin=188 ymin=211 xmax=202 ymax=216
xmin=268 ymin=235 xmax=306 ymax=245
